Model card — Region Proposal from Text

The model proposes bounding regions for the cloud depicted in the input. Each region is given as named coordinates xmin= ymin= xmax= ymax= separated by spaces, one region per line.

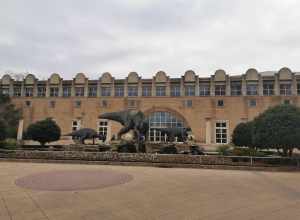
xmin=1 ymin=0 xmax=300 ymax=79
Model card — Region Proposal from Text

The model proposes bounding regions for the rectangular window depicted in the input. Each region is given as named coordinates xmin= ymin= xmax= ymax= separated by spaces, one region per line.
xmin=74 ymin=100 xmax=81 ymax=108
xmin=128 ymin=86 xmax=138 ymax=97
xmin=37 ymin=87 xmax=46 ymax=97
xmin=88 ymin=86 xmax=97 ymax=97
xmin=215 ymin=85 xmax=226 ymax=96
xmin=75 ymin=87 xmax=84 ymax=97
xmin=100 ymin=100 xmax=108 ymax=108
xmin=49 ymin=100 xmax=56 ymax=108
xmin=246 ymin=84 xmax=258 ymax=95
xmin=63 ymin=87 xmax=71 ymax=97
xmin=25 ymin=100 xmax=31 ymax=107
xmin=297 ymin=83 xmax=300 ymax=95
xmin=98 ymin=120 xmax=108 ymax=140
xmin=248 ymin=99 xmax=257 ymax=107
xmin=101 ymin=87 xmax=111 ymax=96
xmin=217 ymin=99 xmax=224 ymax=107
xmin=280 ymin=83 xmax=292 ymax=96
xmin=263 ymin=81 xmax=274 ymax=96
xmin=156 ymin=86 xmax=166 ymax=96
xmin=185 ymin=85 xmax=195 ymax=96
xmin=184 ymin=100 xmax=193 ymax=108
xmin=199 ymin=84 xmax=210 ymax=96
xmin=25 ymin=87 xmax=33 ymax=97
xmin=1 ymin=88 xmax=9 ymax=95
xmin=215 ymin=121 xmax=228 ymax=144
xmin=142 ymin=86 xmax=151 ymax=96
xmin=230 ymin=82 xmax=241 ymax=96
xmin=13 ymin=87 xmax=21 ymax=97
xmin=50 ymin=87 xmax=59 ymax=97
xmin=72 ymin=120 xmax=80 ymax=131
xmin=114 ymin=86 xmax=124 ymax=97
xmin=171 ymin=85 xmax=180 ymax=97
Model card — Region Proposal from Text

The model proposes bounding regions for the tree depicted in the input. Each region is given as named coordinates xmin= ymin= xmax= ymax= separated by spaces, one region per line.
xmin=0 ymin=120 xmax=7 ymax=142
xmin=0 ymin=94 xmax=21 ymax=138
xmin=253 ymin=104 xmax=300 ymax=156
xmin=232 ymin=122 xmax=254 ymax=147
xmin=26 ymin=118 xmax=61 ymax=146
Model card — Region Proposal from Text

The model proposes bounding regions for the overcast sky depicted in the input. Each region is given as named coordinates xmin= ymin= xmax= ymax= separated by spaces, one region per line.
xmin=1 ymin=0 xmax=300 ymax=79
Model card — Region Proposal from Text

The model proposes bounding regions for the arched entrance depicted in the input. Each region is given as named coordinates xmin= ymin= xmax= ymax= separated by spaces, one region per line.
xmin=147 ymin=111 xmax=186 ymax=142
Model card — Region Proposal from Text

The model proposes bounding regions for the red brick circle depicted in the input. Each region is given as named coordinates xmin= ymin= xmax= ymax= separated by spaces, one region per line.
xmin=15 ymin=170 xmax=133 ymax=191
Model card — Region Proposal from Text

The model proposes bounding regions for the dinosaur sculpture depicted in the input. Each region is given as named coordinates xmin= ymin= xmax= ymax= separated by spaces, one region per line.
xmin=65 ymin=128 xmax=99 ymax=144
xmin=155 ymin=127 xmax=192 ymax=142
xmin=99 ymin=110 xmax=149 ymax=139
xmin=99 ymin=110 xmax=149 ymax=152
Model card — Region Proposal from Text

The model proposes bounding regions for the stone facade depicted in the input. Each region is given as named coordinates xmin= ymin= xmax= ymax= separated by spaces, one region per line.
xmin=1 ymin=68 xmax=300 ymax=146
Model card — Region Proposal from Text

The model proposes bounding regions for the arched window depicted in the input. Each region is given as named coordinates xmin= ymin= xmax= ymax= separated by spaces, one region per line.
xmin=148 ymin=111 xmax=185 ymax=142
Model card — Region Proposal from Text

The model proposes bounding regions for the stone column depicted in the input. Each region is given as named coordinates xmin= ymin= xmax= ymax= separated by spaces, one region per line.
xmin=258 ymin=75 xmax=263 ymax=96
xmin=71 ymin=81 xmax=75 ymax=97
xmin=17 ymin=119 xmax=24 ymax=141
xmin=84 ymin=79 xmax=88 ymax=97
xmin=124 ymin=80 xmax=128 ymax=97
xmin=292 ymin=73 xmax=297 ymax=96
xmin=166 ymin=78 xmax=171 ymax=96
xmin=58 ymin=79 xmax=63 ymax=97
xmin=45 ymin=81 xmax=50 ymax=97
xmin=111 ymin=79 xmax=115 ymax=97
xmin=241 ymin=76 xmax=247 ymax=96
xmin=151 ymin=79 xmax=155 ymax=96
xmin=21 ymin=81 xmax=25 ymax=97
xmin=225 ymin=75 xmax=231 ymax=96
xmin=205 ymin=118 xmax=212 ymax=144
xmin=274 ymin=74 xmax=280 ymax=96
xmin=138 ymin=78 xmax=142 ymax=97
xmin=180 ymin=77 xmax=184 ymax=96
xmin=195 ymin=76 xmax=199 ymax=96
xmin=9 ymin=79 xmax=14 ymax=97
xmin=210 ymin=77 xmax=215 ymax=96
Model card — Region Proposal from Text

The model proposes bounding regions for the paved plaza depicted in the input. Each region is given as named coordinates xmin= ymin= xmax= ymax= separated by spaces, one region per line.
xmin=0 ymin=162 xmax=300 ymax=219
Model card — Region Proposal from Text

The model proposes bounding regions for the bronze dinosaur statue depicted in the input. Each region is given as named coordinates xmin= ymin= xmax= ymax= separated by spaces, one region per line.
xmin=99 ymin=110 xmax=149 ymax=152
xmin=65 ymin=128 xmax=99 ymax=144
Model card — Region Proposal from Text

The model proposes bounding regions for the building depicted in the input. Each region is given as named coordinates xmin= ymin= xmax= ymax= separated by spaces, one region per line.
xmin=1 ymin=67 xmax=300 ymax=146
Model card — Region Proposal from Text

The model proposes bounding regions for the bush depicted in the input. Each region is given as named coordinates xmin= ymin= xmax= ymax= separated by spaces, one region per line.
xmin=232 ymin=122 xmax=253 ymax=147
xmin=117 ymin=144 xmax=137 ymax=153
xmin=253 ymin=104 xmax=300 ymax=156
xmin=159 ymin=145 xmax=178 ymax=154
xmin=26 ymin=118 xmax=61 ymax=146
xmin=0 ymin=120 xmax=7 ymax=142
xmin=217 ymin=145 xmax=231 ymax=156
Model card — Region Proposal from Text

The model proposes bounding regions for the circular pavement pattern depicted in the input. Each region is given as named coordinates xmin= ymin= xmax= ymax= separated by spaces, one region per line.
xmin=15 ymin=170 xmax=133 ymax=191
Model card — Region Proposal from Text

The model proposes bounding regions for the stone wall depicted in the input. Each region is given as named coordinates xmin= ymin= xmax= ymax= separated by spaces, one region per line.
xmin=0 ymin=150 xmax=299 ymax=168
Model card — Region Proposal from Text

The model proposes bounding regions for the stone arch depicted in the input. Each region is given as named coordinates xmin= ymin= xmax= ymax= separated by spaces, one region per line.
xmin=24 ymin=74 xmax=36 ymax=84
xmin=214 ymin=69 xmax=226 ymax=81
xmin=143 ymin=107 xmax=189 ymax=127
xmin=127 ymin=72 xmax=139 ymax=83
xmin=74 ymin=73 xmax=86 ymax=84
xmin=245 ymin=68 xmax=259 ymax=81
xmin=1 ymin=74 xmax=12 ymax=85
xmin=184 ymin=70 xmax=196 ymax=82
xmin=278 ymin=67 xmax=292 ymax=80
xmin=155 ymin=71 xmax=167 ymax=83
xmin=49 ymin=73 xmax=61 ymax=84
xmin=100 ymin=72 xmax=113 ymax=84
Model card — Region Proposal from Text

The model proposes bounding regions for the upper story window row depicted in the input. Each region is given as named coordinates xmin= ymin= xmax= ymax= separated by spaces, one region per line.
xmin=1 ymin=81 xmax=300 ymax=97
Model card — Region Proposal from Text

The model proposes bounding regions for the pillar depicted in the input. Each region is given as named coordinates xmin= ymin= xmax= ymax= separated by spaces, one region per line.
xmin=17 ymin=119 xmax=24 ymax=141
xmin=205 ymin=118 xmax=212 ymax=144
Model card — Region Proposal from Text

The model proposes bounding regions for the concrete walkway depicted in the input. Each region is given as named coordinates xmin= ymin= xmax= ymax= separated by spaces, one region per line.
xmin=0 ymin=162 xmax=300 ymax=220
